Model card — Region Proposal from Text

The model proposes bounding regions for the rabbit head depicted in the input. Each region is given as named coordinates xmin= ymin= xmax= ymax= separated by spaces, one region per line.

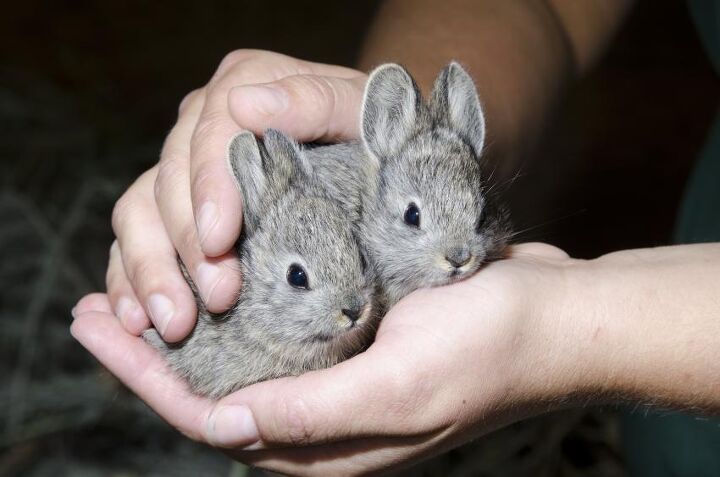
xmin=360 ymin=63 xmax=511 ymax=305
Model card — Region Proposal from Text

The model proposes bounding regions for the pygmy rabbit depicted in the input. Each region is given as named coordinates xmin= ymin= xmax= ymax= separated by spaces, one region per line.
xmin=308 ymin=62 xmax=512 ymax=307
xmin=144 ymin=130 xmax=379 ymax=398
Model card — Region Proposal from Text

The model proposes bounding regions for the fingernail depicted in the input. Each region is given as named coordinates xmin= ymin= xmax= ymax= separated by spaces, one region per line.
xmin=207 ymin=405 xmax=260 ymax=448
xmin=196 ymin=262 xmax=221 ymax=304
xmin=234 ymin=85 xmax=288 ymax=116
xmin=197 ymin=201 xmax=218 ymax=247
xmin=148 ymin=294 xmax=175 ymax=336
xmin=71 ymin=307 xmax=78 ymax=320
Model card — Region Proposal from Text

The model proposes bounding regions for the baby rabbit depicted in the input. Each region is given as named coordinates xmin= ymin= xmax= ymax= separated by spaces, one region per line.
xmin=144 ymin=130 xmax=379 ymax=399
xmin=308 ymin=62 xmax=512 ymax=307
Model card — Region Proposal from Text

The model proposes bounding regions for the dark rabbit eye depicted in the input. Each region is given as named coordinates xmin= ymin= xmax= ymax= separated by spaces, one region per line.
xmin=287 ymin=264 xmax=309 ymax=289
xmin=475 ymin=208 xmax=487 ymax=233
xmin=404 ymin=203 xmax=420 ymax=228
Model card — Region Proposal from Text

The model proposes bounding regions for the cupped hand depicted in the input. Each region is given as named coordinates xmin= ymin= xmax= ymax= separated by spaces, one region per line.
xmin=72 ymin=243 xmax=587 ymax=476
xmin=105 ymin=50 xmax=368 ymax=342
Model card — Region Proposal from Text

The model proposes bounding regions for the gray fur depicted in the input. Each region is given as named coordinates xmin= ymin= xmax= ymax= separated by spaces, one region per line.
xmin=308 ymin=62 xmax=511 ymax=306
xmin=144 ymin=130 xmax=380 ymax=398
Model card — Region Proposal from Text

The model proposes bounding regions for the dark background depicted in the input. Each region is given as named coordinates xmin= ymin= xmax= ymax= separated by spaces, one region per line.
xmin=1 ymin=1 xmax=717 ymax=476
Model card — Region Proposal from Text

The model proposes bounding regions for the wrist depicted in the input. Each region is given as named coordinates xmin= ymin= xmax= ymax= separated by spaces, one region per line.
xmin=546 ymin=244 xmax=720 ymax=411
xmin=497 ymin=252 xmax=592 ymax=410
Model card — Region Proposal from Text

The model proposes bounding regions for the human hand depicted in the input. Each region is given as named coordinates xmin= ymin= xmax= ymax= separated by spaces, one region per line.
xmin=105 ymin=50 xmax=368 ymax=342
xmin=73 ymin=243 xmax=590 ymax=476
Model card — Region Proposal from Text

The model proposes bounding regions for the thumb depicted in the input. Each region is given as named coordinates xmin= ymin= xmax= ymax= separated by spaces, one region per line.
xmin=227 ymin=73 xmax=367 ymax=143
xmin=204 ymin=347 xmax=428 ymax=449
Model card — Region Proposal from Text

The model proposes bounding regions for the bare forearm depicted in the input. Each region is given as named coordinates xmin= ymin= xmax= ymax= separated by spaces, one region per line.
xmin=562 ymin=243 xmax=720 ymax=412
xmin=359 ymin=0 xmax=634 ymax=168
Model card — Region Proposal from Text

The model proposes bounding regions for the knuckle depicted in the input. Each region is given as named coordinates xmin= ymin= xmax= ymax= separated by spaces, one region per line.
xmin=155 ymin=151 xmax=185 ymax=203
xmin=190 ymin=109 xmax=226 ymax=152
xmin=189 ymin=159 xmax=217 ymax=198
xmin=289 ymin=75 xmax=335 ymax=109
xmin=126 ymin=257 xmax=164 ymax=296
xmin=277 ymin=394 xmax=316 ymax=446
xmin=177 ymin=221 xmax=200 ymax=259
xmin=215 ymin=49 xmax=260 ymax=78
xmin=111 ymin=194 xmax=133 ymax=235
xmin=179 ymin=88 xmax=203 ymax=115
xmin=105 ymin=243 xmax=121 ymax=294
xmin=378 ymin=362 xmax=432 ymax=427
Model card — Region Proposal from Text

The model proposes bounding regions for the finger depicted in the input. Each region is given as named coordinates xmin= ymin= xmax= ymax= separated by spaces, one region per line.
xmin=105 ymin=240 xmax=151 ymax=335
xmin=70 ymin=309 xmax=215 ymax=442
xmin=156 ymin=91 xmax=242 ymax=313
xmin=189 ymin=54 xmax=364 ymax=256
xmin=112 ymin=168 xmax=198 ymax=342
xmin=203 ymin=342 xmax=443 ymax=450
xmin=228 ymin=73 xmax=367 ymax=143
xmin=74 ymin=293 xmax=113 ymax=316
xmin=186 ymin=82 xmax=245 ymax=258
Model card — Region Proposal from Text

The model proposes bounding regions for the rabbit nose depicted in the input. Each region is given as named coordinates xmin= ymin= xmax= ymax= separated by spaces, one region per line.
xmin=445 ymin=246 xmax=471 ymax=268
xmin=342 ymin=306 xmax=362 ymax=323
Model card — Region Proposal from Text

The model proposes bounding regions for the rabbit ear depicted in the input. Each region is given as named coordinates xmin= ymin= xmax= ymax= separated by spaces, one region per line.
xmin=227 ymin=129 xmax=307 ymax=233
xmin=228 ymin=131 xmax=266 ymax=233
xmin=361 ymin=63 xmax=424 ymax=160
xmin=262 ymin=128 xmax=310 ymax=193
xmin=430 ymin=62 xmax=486 ymax=156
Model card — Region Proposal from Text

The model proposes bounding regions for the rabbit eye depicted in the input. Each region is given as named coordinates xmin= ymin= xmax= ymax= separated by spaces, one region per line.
xmin=286 ymin=264 xmax=309 ymax=289
xmin=475 ymin=208 xmax=486 ymax=233
xmin=404 ymin=203 xmax=420 ymax=228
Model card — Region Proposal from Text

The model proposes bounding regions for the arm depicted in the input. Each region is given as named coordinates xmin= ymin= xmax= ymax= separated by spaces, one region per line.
xmin=564 ymin=243 xmax=720 ymax=411
xmin=72 ymin=242 xmax=720 ymax=476
xmin=359 ymin=0 xmax=635 ymax=169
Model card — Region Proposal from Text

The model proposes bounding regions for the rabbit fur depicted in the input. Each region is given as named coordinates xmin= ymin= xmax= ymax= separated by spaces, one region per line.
xmin=144 ymin=130 xmax=380 ymax=398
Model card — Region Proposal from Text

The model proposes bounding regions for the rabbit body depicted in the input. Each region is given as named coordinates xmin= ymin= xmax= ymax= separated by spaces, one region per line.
xmin=144 ymin=130 xmax=379 ymax=399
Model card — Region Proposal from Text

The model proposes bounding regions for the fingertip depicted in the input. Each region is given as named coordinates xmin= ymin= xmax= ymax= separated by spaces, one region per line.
xmin=193 ymin=193 xmax=242 ymax=258
xmin=75 ymin=293 xmax=113 ymax=315
xmin=152 ymin=293 xmax=197 ymax=344
xmin=70 ymin=309 xmax=115 ymax=347
xmin=120 ymin=305 xmax=152 ymax=336
xmin=202 ymin=259 xmax=243 ymax=314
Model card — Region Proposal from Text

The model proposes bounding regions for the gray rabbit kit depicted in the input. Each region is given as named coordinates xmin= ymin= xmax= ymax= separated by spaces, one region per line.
xmin=310 ymin=62 xmax=512 ymax=307
xmin=144 ymin=130 xmax=379 ymax=399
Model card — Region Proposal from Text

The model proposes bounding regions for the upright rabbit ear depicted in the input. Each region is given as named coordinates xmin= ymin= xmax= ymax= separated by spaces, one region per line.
xmin=227 ymin=129 xmax=307 ymax=233
xmin=430 ymin=62 xmax=486 ymax=157
xmin=262 ymin=128 xmax=309 ymax=194
xmin=228 ymin=131 xmax=267 ymax=233
xmin=361 ymin=63 xmax=424 ymax=161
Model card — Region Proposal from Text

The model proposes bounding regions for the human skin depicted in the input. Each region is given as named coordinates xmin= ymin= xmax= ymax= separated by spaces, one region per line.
xmin=105 ymin=0 xmax=633 ymax=342
xmin=72 ymin=242 xmax=720 ymax=476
